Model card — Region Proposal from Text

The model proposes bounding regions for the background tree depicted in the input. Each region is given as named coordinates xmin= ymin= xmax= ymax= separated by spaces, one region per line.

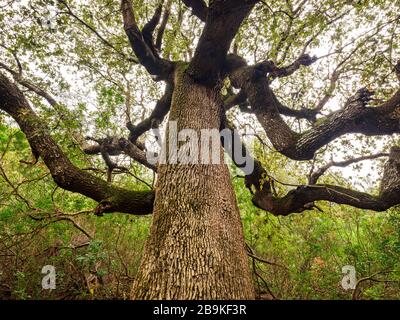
xmin=0 ymin=0 xmax=399 ymax=299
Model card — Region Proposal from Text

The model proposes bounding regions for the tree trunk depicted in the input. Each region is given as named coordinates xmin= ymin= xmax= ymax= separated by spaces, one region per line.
xmin=131 ymin=65 xmax=255 ymax=299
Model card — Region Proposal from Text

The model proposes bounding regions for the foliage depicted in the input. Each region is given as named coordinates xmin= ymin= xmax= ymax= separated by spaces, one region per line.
xmin=0 ymin=0 xmax=399 ymax=299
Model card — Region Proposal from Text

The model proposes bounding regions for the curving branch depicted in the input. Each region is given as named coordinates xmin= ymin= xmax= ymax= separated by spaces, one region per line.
xmin=142 ymin=3 xmax=163 ymax=56
xmin=0 ymin=61 xmax=57 ymax=107
xmin=267 ymin=54 xmax=318 ymax=79
xmin=309 ymin=152 xmax=389 ymax=184
xmin=225 ymin=53 xmax=320 ymax=121
xmin=220 ymin=119 xmax=271 ymax=197
xmin=230 ymin=57 xmax=400 ymax=160
xmin=0 ymin=45 xmax=57 ymax=106
xmin=0 ymin=55 xmax=88 ymax=151
xmin=224 ymin=89 xmax=319 ymax=122
xmin=315 ymin=69 xmax=340 ymax=112
xmin=273 ymin=99 xmax=319 ymax=122
xmin=0 ymin=72 xmax=154 ymax=215
xmin=58 ymin=0 xmax=137 ymax=63
xmin=352 ymin=270 xmax=400 ymax=300
xmin=121 ymin=0 xmax=173 ymax=79
xmin=252 ymin=147 xmax=400 ymax=215
xmin=127 ymin=81 xmax=173 ymax=142
xmin=223 ymin=89 xmax=248 ymax=111
xmin=221 ymin=119 xmax=399 ymax=215
xmin=83 ymin=136 xmax=157 ymax=172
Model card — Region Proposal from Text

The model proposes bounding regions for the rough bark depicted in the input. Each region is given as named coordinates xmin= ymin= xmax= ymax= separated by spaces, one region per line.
xmin=131 ymin=65 xmax=255 ymax=299
xmin=187 ymin=0 xmax=257 ymax=85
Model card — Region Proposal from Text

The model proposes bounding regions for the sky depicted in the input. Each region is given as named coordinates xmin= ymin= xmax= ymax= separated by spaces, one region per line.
xmin=1 ymin=0 xmax=398 ymax=194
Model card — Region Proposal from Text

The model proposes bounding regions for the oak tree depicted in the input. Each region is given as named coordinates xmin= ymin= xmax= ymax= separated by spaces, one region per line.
xmin=0 ymin=0 xmax=399 ymax=299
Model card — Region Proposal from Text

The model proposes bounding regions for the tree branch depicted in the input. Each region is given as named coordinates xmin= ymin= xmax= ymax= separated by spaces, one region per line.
xmin=182 ymin=0 xmax=208 ymax=22
xmin=58 ymin=0 xmax=136 ymax=63
xmin=0 ymin=57 xmax=89 ymax=152
xmin=253 ymin=146 xmax=400 ymax=215
xmin=142 ymin=3 xmax=163 ymax=56
xmin=127 ymin=81 xmax=173 ymax=142
xmin=187 ymin=0 xmax=258 ymax=84
xmin=225 ymin=53 xmax=320 ymax=121
xmin=0 ymin=72 xmax=154 ymax=215
xmin=352 ymin=270 xmax=400 ymax=300
xmin=263 ymin=54 xmax=318 ymax=79
xmin=155 ymin=0 xmax=172 ymax=51
xmin=0 ymin=61 xmax=58 ymax=106
xmin=221 ymin=119 xmax=399 ymax=215
xmin=230 ymin=59 xmax=400 ymax=160
xmin=120 ymin=0 xmax=173 ymax=79
xmin=83 ymin=136 xmax=157 ymax=172
xmin=309 ymin=152 xmax=389 ymax=184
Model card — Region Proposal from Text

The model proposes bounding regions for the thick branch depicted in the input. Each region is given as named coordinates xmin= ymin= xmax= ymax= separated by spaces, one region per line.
xmin=221 ymin=119 xmax=270 ymax=195
xmin=274 ymin=98 xmax=318 ymax=122
xmin=127 ymin=82 xmax=173 ymax=142
xmin=187 ymin=0 xmax=257 ymax=84
xmin=223 ymin=89 xmax=248 ymax=111
xmin=254 ymin=181 xmax=398 ymax=216
xmin=182 ymin=0 xmax=208 ymax=22
xmin=225 ymin=90 xmax=318 ymax=122
xmin=0 ymin=61 xmax=58 ymax=106
xmin=222 ymin=119 xmax=399 ymax=215
xmin=142 ymin=4 xmax=162 ymax=56
xmin=0 ymin=60 xmax=90 ymax=151
xmin=225 ymin=54 xmax=319 ymax=121
xmin=252 ymin=147 xmax=400 ymax=215
xmin=155 ymin=0 xmax=172 ymax=51
xmin=0 ymin=72 xmax=154 ymax=215
xmin=262 ymin=54 xmax=317 ymax=79
xmin=230 ymin=61 xmax=400 ymax=160
xmin=121 ymin=0 xmax=173 ymax=79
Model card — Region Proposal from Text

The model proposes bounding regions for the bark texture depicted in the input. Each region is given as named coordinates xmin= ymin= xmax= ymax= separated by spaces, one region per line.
xmin=131 ymin=66 xmax=255 ymax=299
xmin=1 ymin=0 xmax=399 ymax=301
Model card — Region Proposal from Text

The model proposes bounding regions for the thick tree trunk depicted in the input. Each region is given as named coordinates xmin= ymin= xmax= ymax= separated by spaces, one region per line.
xmin=131 ymin=66 xmax=255 ymax=299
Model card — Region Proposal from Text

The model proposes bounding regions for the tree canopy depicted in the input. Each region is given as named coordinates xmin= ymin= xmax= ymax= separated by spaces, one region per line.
xmin=0 ymin=0 xmax=399 ymax=300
